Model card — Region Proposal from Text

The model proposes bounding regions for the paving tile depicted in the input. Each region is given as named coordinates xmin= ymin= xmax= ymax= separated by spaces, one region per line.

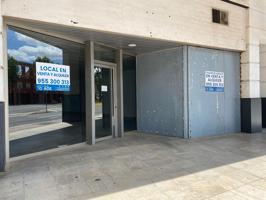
xmin=209 ymin=191 xmax=255 ymax=200
xmin=232 ymin=185 xmax=266 ymax=200
xmin=250 ymin=178 xmax=266 ymax=191
xmin=213 ymin=165 xmax=260 ymax=185
xmin=1 ymin=132 xmax=266 ymax=200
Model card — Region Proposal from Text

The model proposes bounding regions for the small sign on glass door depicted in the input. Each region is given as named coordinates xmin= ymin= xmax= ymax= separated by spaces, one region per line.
xmin=101 ymin=85 xmax=108 ymax=92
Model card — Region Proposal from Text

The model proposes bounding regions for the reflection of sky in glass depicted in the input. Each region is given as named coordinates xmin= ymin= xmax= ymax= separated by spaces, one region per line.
xmin=7 ymin=29 xmax=63 ymax=64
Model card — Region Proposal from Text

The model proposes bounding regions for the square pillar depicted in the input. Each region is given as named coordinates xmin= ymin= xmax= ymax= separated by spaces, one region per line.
xmin=116 ymin=49 xmax=124 ymax=137
xmin=260 ymin=45 xmax=266 ymax=128
xmin=241 ymin=43 xmax=262 ymax=133
xmin=0 ymin=102 xmax=5 ymax=171
xmin=85 ymin=41 xmax=95 ymax=145
xmin=0 ymin=1 xmax=7 ymax=172
xmin=241 ymin=98 xmax=262 ymax=133
xmin=261 ymin=98 xmax=266 ymax=128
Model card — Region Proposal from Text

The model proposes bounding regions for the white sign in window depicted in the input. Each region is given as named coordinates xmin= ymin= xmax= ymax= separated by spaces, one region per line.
xmin=101 ymin=85 xmax=108 ymax=92
xmin=36 ymin=62 xmax=70 ymax=92
xmin=205 ymin=71 xmax=224 ymax=92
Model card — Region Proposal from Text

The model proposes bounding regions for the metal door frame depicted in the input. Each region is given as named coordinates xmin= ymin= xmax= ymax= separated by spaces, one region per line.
xmin=94 ymin=60 xmax=117 ymax=142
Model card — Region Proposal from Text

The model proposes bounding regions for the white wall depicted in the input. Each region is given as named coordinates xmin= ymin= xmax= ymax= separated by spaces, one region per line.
xmin=2 ymin=0 xmax=247 ymax=51
xmin=240 ymin=0 xmax=266 ymax=98
xmin=252 ymin=1 xmax=266 ymax=98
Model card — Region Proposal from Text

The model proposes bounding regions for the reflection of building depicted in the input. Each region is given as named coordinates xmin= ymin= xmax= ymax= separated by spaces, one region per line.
xmin=8 ymin=61 xmax=62 ymax=105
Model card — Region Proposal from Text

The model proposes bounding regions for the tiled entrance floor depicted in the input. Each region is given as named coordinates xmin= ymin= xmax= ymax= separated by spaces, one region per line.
xmin=1 ymin=132 xmax=266 ymax=200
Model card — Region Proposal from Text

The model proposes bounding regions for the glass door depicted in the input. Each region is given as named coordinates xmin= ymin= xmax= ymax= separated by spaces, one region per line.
xmin=94 ymin=65 xmax=114 ymax=140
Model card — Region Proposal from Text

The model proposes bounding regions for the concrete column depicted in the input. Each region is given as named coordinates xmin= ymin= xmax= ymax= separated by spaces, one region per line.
xmin=0 ymin=8 xmax=3 ymax=103
xmin=260 ymin=45 xmax=266 ymax=97
xmin=240 ymin=26 xmax=262 ymax=132
xmin=260 ymin=45 xmax=266 ymax=127
xmin=0 ymin=1 xmax=6 ymax=171
xmin=0 ymin=103 xmax=5 ymax=172
xmin=85 ymin=41 xmax=95 ymax=145
xmin=116 ymin=49 xmax=124 ymax=137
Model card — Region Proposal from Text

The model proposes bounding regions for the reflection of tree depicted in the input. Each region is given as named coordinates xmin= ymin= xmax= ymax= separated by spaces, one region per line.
xmin=8 ymin=56 xmax=19 ymax=104
xmin=8 ymin=55 xmax=63 ymax=105
xmin=8 ymin=56 xmax=18 ymax=82
xmin=35 ymin=56 xmax=52 ymax=64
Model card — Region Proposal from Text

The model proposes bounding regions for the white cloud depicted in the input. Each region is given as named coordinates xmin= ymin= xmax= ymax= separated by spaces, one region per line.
xmin=8 ymin=45 xmax=62 ymax=63
xmin=15 ymin=32 xmax=49 ymax=47
xmin=8 ymin=49 xmax=35 ymax=63
xmin=8 ymin=33 xmax=63 ymax=63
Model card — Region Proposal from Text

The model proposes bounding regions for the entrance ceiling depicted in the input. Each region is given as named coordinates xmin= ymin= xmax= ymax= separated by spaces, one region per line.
xmin=6 ymin=18 xmax=180 ymax=55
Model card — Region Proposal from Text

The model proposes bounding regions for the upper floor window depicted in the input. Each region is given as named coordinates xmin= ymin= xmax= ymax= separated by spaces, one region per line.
xmin=212 ymin=9 xmax=229 ymax=25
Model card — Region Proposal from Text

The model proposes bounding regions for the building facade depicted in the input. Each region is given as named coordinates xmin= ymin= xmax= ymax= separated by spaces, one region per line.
xmin=0 ymin=0 xmax=265 ymax=171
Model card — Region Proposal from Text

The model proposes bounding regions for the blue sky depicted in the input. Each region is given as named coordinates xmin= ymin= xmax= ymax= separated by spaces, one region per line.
xmin=7 ymin=28 xmax=63 ymax=64
xmin=7 ymin=29 xmax=25 ymax=49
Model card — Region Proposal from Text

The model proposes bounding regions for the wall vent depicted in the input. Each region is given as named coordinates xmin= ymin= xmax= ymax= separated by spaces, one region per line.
xmin=212 ymin=9 xmax=229 ymax=25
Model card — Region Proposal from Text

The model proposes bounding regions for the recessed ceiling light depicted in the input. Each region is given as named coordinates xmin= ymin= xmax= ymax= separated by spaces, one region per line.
xmin=128 ymin=43 xmax=137 ymax=47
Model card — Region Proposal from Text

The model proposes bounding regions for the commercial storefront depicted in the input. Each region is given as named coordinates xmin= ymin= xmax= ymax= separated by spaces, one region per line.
xmin=4 ymin=25 xmax=141 ymax=160
xmin=1 ymin=0 xmax=266 ymax=171
xmin=1 ymin=23 xmax=242 ymax=167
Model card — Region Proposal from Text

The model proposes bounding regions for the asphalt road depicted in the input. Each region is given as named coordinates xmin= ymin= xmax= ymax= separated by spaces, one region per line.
xmin=9 ymin=103 xmax=103 ymax=132
xmin=9 ymin=104 xmax=63 ymax=132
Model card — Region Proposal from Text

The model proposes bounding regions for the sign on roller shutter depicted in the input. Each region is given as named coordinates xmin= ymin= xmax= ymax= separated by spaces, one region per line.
xmin=205 ymin=71 xmax=224 ymax=92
